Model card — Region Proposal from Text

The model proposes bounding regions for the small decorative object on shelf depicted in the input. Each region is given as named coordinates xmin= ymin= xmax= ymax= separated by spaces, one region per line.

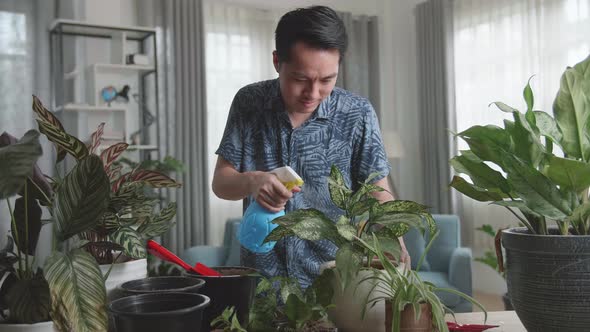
xmin=126 ymin=53 xmax=150 ymax=65
xmin=101 ymin=86 xmax=118 ymax=104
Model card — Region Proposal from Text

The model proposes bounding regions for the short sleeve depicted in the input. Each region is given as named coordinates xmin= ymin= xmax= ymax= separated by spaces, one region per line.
xmin=215 ymin=90 xmax=245 ymax=171
xmin=351 ymin=102 xmax=391 ymax=186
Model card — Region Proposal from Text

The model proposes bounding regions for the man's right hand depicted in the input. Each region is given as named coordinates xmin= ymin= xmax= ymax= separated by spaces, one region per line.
xmin=250 ymin=171 xmax=301 ymax=213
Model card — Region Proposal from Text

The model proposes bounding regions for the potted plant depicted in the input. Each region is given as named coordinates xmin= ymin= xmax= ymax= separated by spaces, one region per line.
xmin=211 ymin=270 xmax=336 ymax=332
xmin=0 ymin=96 xmax=182 ymax=331
xmin=264 ymin=165 xmax=436 ymax=331
xmin=474 ymin=225 xmax=512 ymax=310
xmin=358 ymin=233 xmax=485 ymax=332
xmin=450 ymin=54 xmax=590 ymax=331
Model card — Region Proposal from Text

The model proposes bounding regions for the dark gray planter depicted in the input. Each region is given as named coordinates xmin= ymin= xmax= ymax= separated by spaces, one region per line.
xmin=502 ymin=227 xmax=590 ymax=331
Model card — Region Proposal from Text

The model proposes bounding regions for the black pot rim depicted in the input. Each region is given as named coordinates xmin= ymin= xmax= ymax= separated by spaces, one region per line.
xmin=108 ymin=292 xmax=210 ymax=317
xmin=119 ymin=276 xmax=205 ymax=294
xmin=183 ymin=266 xmax=259 ymax=279
xmin=503 ymin=227 xmax=590 ymax=238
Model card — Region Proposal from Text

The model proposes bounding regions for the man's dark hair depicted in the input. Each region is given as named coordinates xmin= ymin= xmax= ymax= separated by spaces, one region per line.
xmin=275 ymin=6 xmax=348 ymax=63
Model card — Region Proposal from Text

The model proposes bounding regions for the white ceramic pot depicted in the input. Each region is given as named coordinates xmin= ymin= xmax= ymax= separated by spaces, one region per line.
xmin=321 ymin=261 xmax=405 ymax=332
xmin=99 ymin=258 xmax=147 ymax=301
xmin=0 ymin=321 xmax=56 ymax=332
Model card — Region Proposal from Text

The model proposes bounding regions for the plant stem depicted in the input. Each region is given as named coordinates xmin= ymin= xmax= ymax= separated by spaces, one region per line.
xmin=28 ymin=176 xmax=52 ymax=208
xmin=24 ymin=181 xmax=30 ymax=275
xmin=6 ymin=198 xmax=23 ymax=278
xmin=504 ymin=206 xmax=535 ymax=233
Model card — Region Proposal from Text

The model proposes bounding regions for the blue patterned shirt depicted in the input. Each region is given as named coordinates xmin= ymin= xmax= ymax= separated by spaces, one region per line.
xmin=216 ymin=78 xmax=390 ymax=288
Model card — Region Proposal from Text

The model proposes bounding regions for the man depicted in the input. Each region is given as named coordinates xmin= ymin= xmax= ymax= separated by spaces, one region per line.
xmin=212 ymin=5 xmax=408 ymax=288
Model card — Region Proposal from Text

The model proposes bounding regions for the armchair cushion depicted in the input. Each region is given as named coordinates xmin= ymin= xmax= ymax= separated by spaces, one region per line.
xmin=180 ymin=245 xmax=227 ymax=267
xmin=418 ymin=272 xmax=462 ymax=307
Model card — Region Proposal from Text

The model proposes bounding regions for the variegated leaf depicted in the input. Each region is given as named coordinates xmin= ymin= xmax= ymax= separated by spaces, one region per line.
xmin=137 ymin=202 xmax=177 ymax=238
xmin=328 ymin=165 xmax=351 ymax=210
xmin=100 ymin=142 xmax=128 ymax=169
xmin=129 ymin=170 xmax=182 ymax=188
xmin=54 ymin=155 xmax=110 ymax=241
xmin=88 ymin=122 xmax=105 ymax=154
xmin=106 ymin=164 xmax=123 ymax=180
xmin=110 ymin=227 xmax=146 ymax=259
xmin=44 ymin=249 xmax=108 ymax=332
xmin=32 ymin=95 xmax=67 ymax=161
xmin=37 ymin=120 xmax=89 ymax=161
xmin=111 ymin=172 xmax=131 ymax=193
xmin=0 ymin=130 xmax=42 ymax=199
xmin=99 ymin=211 xmax=120 ymax=230
xmin=5 ymin=271 xmax=51 ymax=323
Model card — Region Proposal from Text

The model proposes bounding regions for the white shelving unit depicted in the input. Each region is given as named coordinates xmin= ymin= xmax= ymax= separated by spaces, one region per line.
xmin=50 ymin=19 xmax=160 ymax=165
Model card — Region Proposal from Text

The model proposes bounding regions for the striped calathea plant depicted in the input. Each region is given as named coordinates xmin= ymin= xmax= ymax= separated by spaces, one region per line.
xmin=450 ymin=54 xmax=590 ymax=235
xmin=0 ymin=96 xmax=180 ymax=331
xmin=264 ymin=165 xmax=436 ymax=291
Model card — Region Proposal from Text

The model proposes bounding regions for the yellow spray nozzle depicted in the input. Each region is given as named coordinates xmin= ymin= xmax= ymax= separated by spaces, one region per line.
xmin=270 ymin=166 xmax=304 ymax=190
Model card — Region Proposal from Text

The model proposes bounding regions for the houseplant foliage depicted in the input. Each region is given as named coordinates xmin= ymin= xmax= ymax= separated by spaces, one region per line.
xmin=0 ymin=96 xmax=181 ymax=330
xmin=265 ymin=165 xmax=436 ymax=290
xmin=358 ymin=234 xmax=485 ymax=332
xmin=450 ymin=54 xmax=590 ymax=235
xmin=450 ymin=55 xmax=590 ymax=331
xmin=212 ymin=269 xmax=336 ymax=332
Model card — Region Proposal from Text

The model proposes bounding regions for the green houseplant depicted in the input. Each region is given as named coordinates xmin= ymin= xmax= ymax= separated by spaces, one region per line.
xmin=212 ymin=270 xmax=336 ymax=332
xmin=265 ymin=165 xmax=436 ymax=289
xmin=450 ymin=54 xmax=590 ymax=331
xmin=264 ymin=165 xmax=436 ymax=330
xmin=0 ymin=96 xmax=181 ymax=331
xmin=358 ymin=234 xmax=485 ymax=332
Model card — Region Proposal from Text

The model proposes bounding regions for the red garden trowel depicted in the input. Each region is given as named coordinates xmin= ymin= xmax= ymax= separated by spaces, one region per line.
xmin=147 ymin=239 xmax=221 ymax=277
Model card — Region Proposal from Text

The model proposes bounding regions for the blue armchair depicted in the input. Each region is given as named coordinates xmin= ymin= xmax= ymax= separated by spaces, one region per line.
xmin=180 ymin=219 xmax=242 ymax=267
xmin=403 ymin=214 xmax=473 ymax=312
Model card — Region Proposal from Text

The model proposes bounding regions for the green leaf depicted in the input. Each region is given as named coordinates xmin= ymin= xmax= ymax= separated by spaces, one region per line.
xmin=328 ymin=165 xmax=351 ymax=210
xmin=534 ymin=111 xmax=563 ymax=145
xmin=567 ymin=202 xmax=590 ymax=234
xmin=12 ymin=196 xmax=42 ymax=255
xmin=32 ymin=95 xmax=68 ymax=162
xmin=5 ymin=272 xmax=51 ymax=323
xmin=475 ymin=251 xmax=499 ymax=271
xmin=523 ymin=76 xmax=535 ymax=112
xmin=44 ymin=249 xmax=108 ymax=332
xmin=335 ymin=243 xmax=363 ymax=290
xmin=490 ymin=101 xmax=518 ymax=114
xmin=553 ymin=55 xmax=590 ymax=160
xmin=110 ymin=227 xmax=146 ymax=259
xmin=310 ymin=268 xmax=335 ymax=308
xmin=266 ymin=209 xmax=345 ymax=246
xmin=543 ymin=155 xmax=590 ymax=192
xmin=371 ymin=212 xmax=425 ymax=234
xmin=509 ymin=110 xmax=544 ymax=167
xmin=450 ymin=154 xmax=511 ymax=193
xmin=285 ymin=293 xmax=313 ymax=328
xmin=137 ymin=202 xmax=177 ymax=238
xmin=503 ymin=156 xmax=572 ymax=220
xmin=449 ymin=176 xmax=505 ymax=202
xmin=457 ymin=125 xmax=513 ymax=166
xmin=54 ymin=155 xmax=110 ymax=241
xmin=36 ymin=120 xmax=89 ymax=161
xmin=380 ymin=200 xmax=429 ymax=213
xmin=377 ymin=223 xmax=411 ymax=239
xmin=335 ymin=216 xmax=356 ymax=241
xmin=372 ymin=234 xmax=401 ymax=258
xmin=476 ymin=224 xmax=495 ymax=238
xmin=0 ymin=130 xmax=42 ymax=199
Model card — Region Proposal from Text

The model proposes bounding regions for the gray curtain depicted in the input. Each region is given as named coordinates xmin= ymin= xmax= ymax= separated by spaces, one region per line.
xmin=139 ymin=0 xmax=209 ymax=253
xmin=415 ymin=0 xmax=464 ymax=238
xmin=336 ymin=13 xmax=381 ymax=117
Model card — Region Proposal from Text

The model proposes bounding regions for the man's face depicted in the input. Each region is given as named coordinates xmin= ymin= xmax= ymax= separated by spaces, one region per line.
xmin=273 ymin=42 xmax=340 ymax=115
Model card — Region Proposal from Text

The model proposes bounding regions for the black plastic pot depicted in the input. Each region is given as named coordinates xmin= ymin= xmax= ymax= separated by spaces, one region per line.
xmin=108 ymin=292 xmax=210 ymax=332
xmin=502 ymin=227 xmax=590 ymax=331
xmin=184 ymin=266 xmax=258 ymax=332
xmin=119 ymin=276 xmax=205 ymax=297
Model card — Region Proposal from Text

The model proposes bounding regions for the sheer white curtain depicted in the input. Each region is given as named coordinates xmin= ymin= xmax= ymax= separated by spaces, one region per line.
xmin=204 ymin=1 xmax=279 ymax=245
xmin=453 ymin=0 xmax=590 ymax=247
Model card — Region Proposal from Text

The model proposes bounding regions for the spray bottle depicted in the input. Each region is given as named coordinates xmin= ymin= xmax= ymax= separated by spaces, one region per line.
xmin=239 ymin=166 xmax=303 ymax=253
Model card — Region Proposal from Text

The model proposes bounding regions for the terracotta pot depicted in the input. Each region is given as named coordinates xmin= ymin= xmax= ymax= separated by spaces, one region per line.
xmin=385 ymin=301 xmax=432 ymax=332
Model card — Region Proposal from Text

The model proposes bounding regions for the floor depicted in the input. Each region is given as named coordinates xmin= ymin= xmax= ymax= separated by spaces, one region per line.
xmin=473 ymin=291 xmax=505 ymax=312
